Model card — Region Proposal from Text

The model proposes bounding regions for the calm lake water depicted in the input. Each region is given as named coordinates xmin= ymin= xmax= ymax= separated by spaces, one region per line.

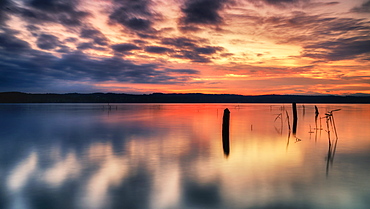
xmin=0 ymin=103 xmax=369 ymax=209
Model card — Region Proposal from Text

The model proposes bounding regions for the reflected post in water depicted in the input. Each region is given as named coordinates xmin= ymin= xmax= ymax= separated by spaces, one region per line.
xmin=314 ymin=105 xmax=320 ymax=142
xmin=325 ymin=109 xmax=340 ymax=176
xmin=222 ymin=108 xmax=230 ymax=157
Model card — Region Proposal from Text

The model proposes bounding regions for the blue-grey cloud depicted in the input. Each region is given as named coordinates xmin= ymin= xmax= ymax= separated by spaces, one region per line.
xmin=36 ymin=34 xmax=61 ymax=50
xmin=0 ymin=32 xmax=199 ymax=92
xmin=351 ymin=0 xmax=370 ymax=13
xmin=80 ymin=29 xmax=108 ymax=46
xmin=159 ymin=37 xmax=225 ymax=62
xmin=109 ymin=0 xmax=157 ymax=33
xmin=112 ymin=43 xmax=141 ymax=52
xmin=145 ymin=46 xmax=172 ymax=54
xmin=302 ymin=37 xmax=370 ymax=61
xmin=0 ymin=0 xmax=89 ymax=28
xmin=195 ymin=46 xmax=223 ymax=54
xmin=25 ymin=0 xmax=90 ymax=26
xmin=249 ymin=0 xmax=311 ymax=8
xmin=173 ymin=51 xmax=212 ymax=63
xmin=0 ymin=0 xmax=12 ymax=26
xmin=77 ymin=42 xmax=105 ymax=51
xmin=165 ymin=69 xmax=200 ymax=74
xmin=17 ymin=8 xmax=55 ymax=23
xmin=231 ymin=12 xmax=370 ymax=62
xmin=25 ymin=25 xmax=39 ymax=33
xmin=0 ymin=30 xmax=31 ymax=52
xmin=180 ymin=0 xmax=229 ymax=25
xmin=260 ymin=12 xmax=370 ymax=41
xmin=64 ymin=37 xmax=78 ymax=43
xmin=133 ymin=39 xmax=148 ymax=44
xmin=178 ymin=25 xmax=202 ymax=32
xmin=161 ymin=37 xmax=197 ymax=48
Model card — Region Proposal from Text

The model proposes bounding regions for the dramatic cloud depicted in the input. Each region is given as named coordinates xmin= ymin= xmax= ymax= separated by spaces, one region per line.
xmin=80 ymin=29 xmax=108 ymax=46
xmin=161 ymin=37 xmax=198 ymax=48
xmin=109 ymin=0 xmax=157 ymax=32
xmin=351 ymin=0 xmax=370 ymax=13
xmin=165 ymin=69 xmax=200 ymax=74
xmin=112 ymin=43 xmax=141 ymax=53
xmin=303 ymin=38 xmax=370 ymax=61
xmin=255 ymin=12 xmax=370 ymax=44
xmin=159 ymin=37 xmax=224 ymax=62
xmin=195 ymin=46 xmax=223 ymax=54
xmin=36 ymin=34 xmax=61 ymax=50
xmin=248 ymin=0 xmax=311 ymax=8
xmin=145 ymin=46 xmax=172 ymax=54
xmin=0 ymin=0 xmax=369 ymax=95
xmin=0 ymin=31 xmax=31 ymax=53
xmin=180 ymin=0 xmax=229 ymax=25
xmin=77 ymin=42 xmax=105 ymax=51
xmin=12 ymin=0 xmax=90 ymax=26
xmin=0 ymin=30 xmax=200 ymax=92
xmin=0 ymin=0 xmax=12 ymax=26
xmin=0 ymin=48 xmax=199 ymax=92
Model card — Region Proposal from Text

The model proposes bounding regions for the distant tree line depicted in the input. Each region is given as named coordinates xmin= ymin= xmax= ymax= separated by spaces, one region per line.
xmin=0 ymin=92 xmax=369 ymax=103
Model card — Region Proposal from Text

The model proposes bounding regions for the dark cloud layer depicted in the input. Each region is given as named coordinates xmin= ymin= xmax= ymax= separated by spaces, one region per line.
xmin=0 ymin=31 xmax=199 ymax=92
xmin=161 ymin=37 xmax=197 ymax=48
xmin=36 ymin=34 xmax=61 ymax=50
xmin=0 ymin=0 xmax=12 ymax=26
xmin=160 ymin=37 xmax=224 ymax=62
xmin=195 ymin=46 xmax=223 ymax=54
xmin=231 ymin=11 xmax=370 ymax=61
xmin=145 ymin=46 xmax=172 ymax=54
xmin=80 ymin=29 xmax=108 ymax=46
xmin=303 ymin=38 xmax=370 ymax=61
xmin=351 ymin=0 xmax=370 ymax=13
xmin=0 ymin=30 xmax=30 ymax=52
xmin=249 ymin=0 xmax=310 ymax=8
xmin=109 ymin=0 xmax=156 ymax=33
xmin=19 ymin=0 xmax=89 ymax=26
xmin=165 ymin=68 xmax=200 ymax=74
xmin=112 ymin=43 xmax=141 ymax=53
xmin=180 ymin=0 xmax=229 ymax=25
xmin=77 ymin=42 xmax=105 ymax=51
xmin=260 ymin=12 xmax=370 ymax=42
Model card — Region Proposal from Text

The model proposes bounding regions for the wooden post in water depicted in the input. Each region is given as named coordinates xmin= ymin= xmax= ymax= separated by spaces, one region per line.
xmin=292 ymin=103 xmax=298 ymax=135
xmin=222 ymin=108 xmax=230 ymax=157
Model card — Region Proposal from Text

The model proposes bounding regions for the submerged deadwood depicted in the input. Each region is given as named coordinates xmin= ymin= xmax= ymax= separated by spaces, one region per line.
xmin=222 ymin=108 xmax=230 ymax=157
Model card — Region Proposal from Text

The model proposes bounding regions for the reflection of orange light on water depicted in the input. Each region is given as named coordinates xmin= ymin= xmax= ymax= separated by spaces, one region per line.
xmin=81 ymin=104 xmax=370 ymax=207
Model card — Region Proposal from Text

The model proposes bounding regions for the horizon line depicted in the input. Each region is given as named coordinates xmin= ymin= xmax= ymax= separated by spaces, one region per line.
xmin=1 ymin=91 xmax=370 ymax=97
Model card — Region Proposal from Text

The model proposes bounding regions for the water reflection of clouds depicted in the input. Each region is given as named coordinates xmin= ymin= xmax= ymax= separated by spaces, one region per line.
xmin=7 ymin=152 xmax=38 ymax=193
xmin=43 ymin=151 xmax=80 ymax=188
xmin=1 ymin=104 xmax=370 ymax=209
xmin=150 ymin=163 xmax=181 ymax=209
xmin=82 ymin=143 xmax=129 ymax=209
xmin=6 ymin=151 xmax=38 ymax=209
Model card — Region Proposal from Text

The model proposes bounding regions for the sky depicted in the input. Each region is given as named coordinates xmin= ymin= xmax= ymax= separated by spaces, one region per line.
xmin=0 ymin=0 xmax=369 ymax=95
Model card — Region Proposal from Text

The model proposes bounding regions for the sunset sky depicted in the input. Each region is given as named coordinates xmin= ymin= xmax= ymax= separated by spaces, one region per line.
xmin=0 ymin=0 xmax=369 ymax=95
